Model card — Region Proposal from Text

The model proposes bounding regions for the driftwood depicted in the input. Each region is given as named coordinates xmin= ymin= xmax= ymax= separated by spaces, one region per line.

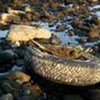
xmin=30 ymin=40 xmax=91 ymax=60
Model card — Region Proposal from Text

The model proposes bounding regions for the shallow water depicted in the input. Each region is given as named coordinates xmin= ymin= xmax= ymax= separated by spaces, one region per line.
xmin=0 ymin=30 xmax=8 ymax=38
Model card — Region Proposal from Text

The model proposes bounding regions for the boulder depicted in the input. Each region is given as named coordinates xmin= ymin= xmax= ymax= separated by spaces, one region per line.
xmin=7 ymin=71 xmax=31 ymax=84
xmin=6 ymin=25 xmax=51 ymax=42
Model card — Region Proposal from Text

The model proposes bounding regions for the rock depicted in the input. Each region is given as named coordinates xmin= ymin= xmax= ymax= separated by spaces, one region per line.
xmin=56 ymin=24 xmax=68 ymax=32
xmin=1 ymin=83 xmax=14 ymax=93
xmin=16 ymin=95 xmax=35 ymax=100
xmin=8 ymin=71 xmax=31 ymax=84
xmin=0 ymin=90 xmax=3 ymax=96
xmin=49 ymin=34 xmax=61 ymax=45
xmin=0 ymin=93 xmax=14 ymax=100
xmin=25 ymin=13 xmax=33 ymax=21
xmin=8 ymin=7 xmax=25 ymax=15
xmin=50 ymin=38 xmax=61 ymax=45
xmin=25 ymin=6 xmax=34 ymax=13
xmin=87 ymin=89 xmax=100 ymax=100
xmin=64 ymin=94 xmax=84 ymax=100
xmin=0 ymin=50 xmax=15 ymax=63
xmin=0 ymin=13 xmax=17 ymax=25
xmin=67 ymin=30 xmax=75 ymax=37
xmin=76 ymin=37 xmax=88 ymax=44
xmin=21 ymin=88 xmax=31 ymax=95
xmin=88 ymin=26 xmax=100 ymax=39
xmin=16 ymin=59 xmax=24 ymax=66
xmin=14 ymin=46 xmax=26 ymax=58
xmin=6 ymin=25 xmax=51 ymax=42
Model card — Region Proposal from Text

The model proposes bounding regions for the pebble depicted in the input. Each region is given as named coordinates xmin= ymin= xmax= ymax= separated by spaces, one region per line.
xmin=0 ymin=50 xmax=15 ymax=63
xmin=0 ymin=93 xmax=14 ymax=100
xmin=1 ymin=83 xmax=14 ymax=93
xmin=8 ymin=71 xmax=31 ymax=84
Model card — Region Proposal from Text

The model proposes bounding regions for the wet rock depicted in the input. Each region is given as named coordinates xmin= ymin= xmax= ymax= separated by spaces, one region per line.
xmin=50 ymin=38 xmax=61 ymax=45
xmin=16 ymin=59 xmax=24 ymax=66
xmin=1 ymin=83 xmax=14 ymax=93
xmin=25 ymin=6 xmax=34 ymax=13
xmin=76 ymin=37 xmax=88 ymax=44
xmin=7 ymin=71 xmax=31 ymax=84
xmin=21 ymin=89 xmax=31 ymax=95
xmin=0 ymin=50 xmax=15 ymax=63
xmin=28 ymin=84 xmax=42 ymax=96
xmin=88 ymin=26 xmax=100 ymax=39
xmin=0 ymin=93 xmax=14 ymax=100
xmin=63 ymin=94 xmax=84 ymax=100
xmin=49 ymin=34 xmax=61 ymax=45
xmin=87 ymin=89 xmax=100 ymax=100
xmin=14 ymin=47 xmax=26 ymax=58
xmin=6 ymin=25 xmax=51 ymax=42
xmin=56 ymin=24 xmax=68 ymax=32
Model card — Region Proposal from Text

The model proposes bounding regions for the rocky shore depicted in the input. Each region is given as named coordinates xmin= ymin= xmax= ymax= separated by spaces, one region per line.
xmin=0 ymin=0 xmax=100 ymax=100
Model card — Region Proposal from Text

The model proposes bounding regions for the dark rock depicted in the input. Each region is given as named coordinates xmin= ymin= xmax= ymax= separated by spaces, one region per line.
xmin=76 ymin=37 xmax=88 ymax=44
xmin=63 ymin=94 xmax=84 ymax=100
xmin=16 ymin=59 xmax=24 ymax=66
xmin=16 ymin=95 xmax=36 ymax=100
xmin=0 ymin=50 xmax=15 ymax=63
xmin=56 ymin=24 xmax=68 ymax=32
xmin=1 ymin=82 xmax=14 ymax=93
xmin=87 ymin=89 xmax=100 ymax=100
xmin=0 ymin=90 xmax=3 ymax=96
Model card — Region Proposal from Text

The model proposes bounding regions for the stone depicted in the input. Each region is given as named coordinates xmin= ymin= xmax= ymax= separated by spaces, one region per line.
xmin=8 ymin=7 xmax=25 ymax=15
xmin=8 ymin=71 xmax=31 ymax=84
xmin=0 ymin=93 xmax=14 ymax=100
xmin=0 ymin=90 xmax=3 ymax=96
xmin=56 ymin=24 xmax=68 ymax=32
xmin=16 ymin=95 xmax=35 ymax=100
xmin=0 ymin=13 xmax=16 ymax=25
xmin=64 ymin=94 xmax=84 ymax=100
xmin=76 ymin=37 xmax=88 ymax=44
xmin=16 ymin=59 xmax=24 ymax=66
xmin=1 ymin=83 xmax=14 ymax=93
xmin=87 ymin=89 xmax=100 ymax=100
xmin=6 ymin=25 xmax=51 ymax=42
xmin=0 ymin=50 xmax=15 ymax=63
xmin=25 ymin=6 xmax=34 ymax=13
xmin=88 ymin=26 xmax=100 ymax=39
xmin=21 ymin=89 xmax=31 ymax=95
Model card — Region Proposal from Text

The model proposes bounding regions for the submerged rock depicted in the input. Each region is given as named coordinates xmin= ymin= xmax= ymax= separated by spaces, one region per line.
xmin=6 ymin=25 xmax=51 ymax=42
